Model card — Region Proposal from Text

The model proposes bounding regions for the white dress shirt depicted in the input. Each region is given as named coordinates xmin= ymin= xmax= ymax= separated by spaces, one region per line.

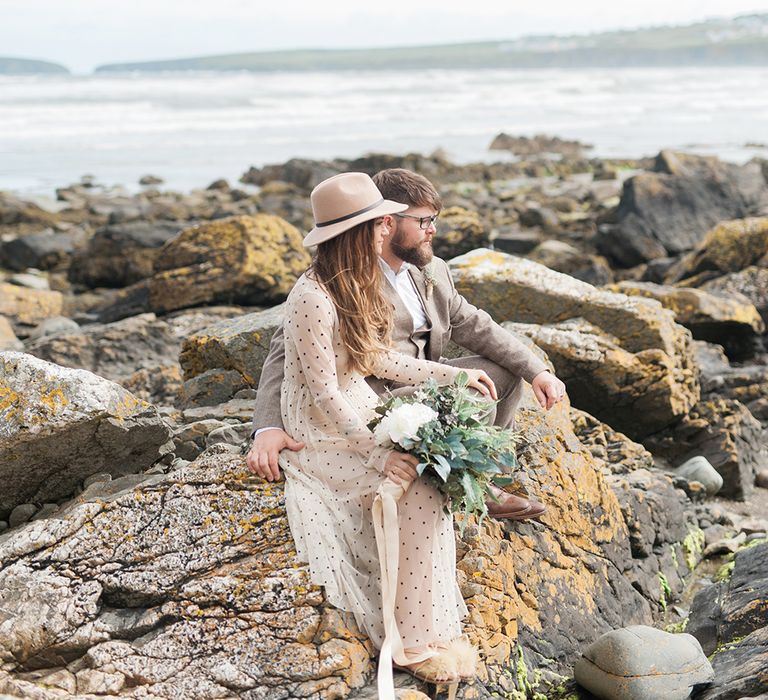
xmin=378 ymin=258 xmax=428 ymax=331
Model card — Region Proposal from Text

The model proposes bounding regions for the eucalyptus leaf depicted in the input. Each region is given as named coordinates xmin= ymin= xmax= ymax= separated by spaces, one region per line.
xmin=433 ymin=454 xmax=452 ymax=482
xmin=461 ymin=471 xmax=479 ymax=510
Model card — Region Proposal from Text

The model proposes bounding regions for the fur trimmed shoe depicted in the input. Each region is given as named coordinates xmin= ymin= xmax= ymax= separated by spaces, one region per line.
xmin=443 ymin=635 xmax=479 ymax=680
xmin=395 ymin=651 xmax=460 ymax=683
xmin=395 ymin=637 xmax=479 ymax=699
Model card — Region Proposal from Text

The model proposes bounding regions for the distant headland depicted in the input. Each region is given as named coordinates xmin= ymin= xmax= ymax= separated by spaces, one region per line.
xmin=2 ymin=13 xmax=767 ymax=76
xmin=95 ymin=13 xmax=768 ymax=73
xmin=0 ymin=57 xmax=69 ymax=75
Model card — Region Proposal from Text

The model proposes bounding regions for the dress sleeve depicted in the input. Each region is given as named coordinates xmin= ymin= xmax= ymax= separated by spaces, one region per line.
xmin=284 ymin=289 xmax=389 ymax=469
xmin=371 ymin=351 xmax=460 ymax=386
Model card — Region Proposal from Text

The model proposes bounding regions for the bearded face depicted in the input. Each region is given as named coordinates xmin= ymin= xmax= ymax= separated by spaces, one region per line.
xmin=388 ymin=219 xmax=434 ymax=268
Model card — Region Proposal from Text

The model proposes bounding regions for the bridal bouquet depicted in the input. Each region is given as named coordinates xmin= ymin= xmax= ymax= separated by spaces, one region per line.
xmin=368 ymin=372 xmax=520 ymax=527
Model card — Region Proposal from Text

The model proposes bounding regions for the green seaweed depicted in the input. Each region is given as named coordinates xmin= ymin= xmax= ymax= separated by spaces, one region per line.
xmin=738 ymin=536 xmax=767 ymax=551
xmin=682 ymin=528 xmax=705 ymax=570
xmin=658 ymin=571 xmax=672 ymax=611
xmin=714 ymin=560 xmax=735 ymax=582
xmin=664 ymin=618 xmax=689 ymax=634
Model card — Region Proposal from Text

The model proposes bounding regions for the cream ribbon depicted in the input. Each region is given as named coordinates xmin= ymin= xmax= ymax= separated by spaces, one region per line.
xmin=372 ymin=477 xmax=437 ymax=700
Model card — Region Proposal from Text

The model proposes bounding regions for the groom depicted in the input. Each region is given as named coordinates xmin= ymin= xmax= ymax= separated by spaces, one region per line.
xmin=247 ymin=168 xmax=567 ymax=520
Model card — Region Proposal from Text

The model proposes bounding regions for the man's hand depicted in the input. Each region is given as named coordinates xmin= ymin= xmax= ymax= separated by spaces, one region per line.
xmin=246 ymin=429 xmax=305 ymax=482
xmin=531 ymin=370 xmax=567 ymax=411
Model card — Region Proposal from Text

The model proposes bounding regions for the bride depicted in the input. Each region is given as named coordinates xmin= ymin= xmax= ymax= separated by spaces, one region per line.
xmin=277 ymin=172 xmax=495 ymax=698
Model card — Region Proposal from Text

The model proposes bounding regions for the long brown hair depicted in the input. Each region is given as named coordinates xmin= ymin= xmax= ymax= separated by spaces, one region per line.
xmin=309 ymin=218 xmax=392 ymax=375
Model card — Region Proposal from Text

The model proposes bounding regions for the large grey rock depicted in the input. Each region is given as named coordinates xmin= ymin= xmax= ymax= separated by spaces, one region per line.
xmin=596 ymin=152 xmax=768 ymax=267
xmin=692 ymin=627 xmax=768 ymax=700
xmin=688 ymin=542 xmax=768 ymax=655
xmin=574 ymin=625 xmax=714 ymax=699
xmin=0 ymin=352 xmax=172 ymax=519
xmin=0 ymin=452 xmax=372 ymax=699
xmin=0 ymin=228 xmax=84 ymax=272
xmin=608 ymin=280 xmax=765 ymax=360
xmin=25 ymin=312 xmax=177 ymax=381
xmin=675 ymin=456 xmax=724 ymax=496
xmin=449 ymin=249 xmax=699 ymax=440
xmin=703 ymin=266 xmax=768 ymax=325
xmin=688 ymin=543 xmax=768 ymax=699
xmin=68 ymin=220 xmax=184 ymax=288
xmin=608 ymin=467 xmax=702 ymax=610
xmin=179 ymin=305 xmax=285 ymax=405
xmin=504 ymin=318 xmax=695 ymax=440
xmin=25 ymin=309 xmax=239 ymax=406
xmin=447 ymin=249 xmax=688 ymax=358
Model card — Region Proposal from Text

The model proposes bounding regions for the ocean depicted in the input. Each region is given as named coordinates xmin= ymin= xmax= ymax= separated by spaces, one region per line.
xmin=1 ymin=66 xmax=767 ymax=196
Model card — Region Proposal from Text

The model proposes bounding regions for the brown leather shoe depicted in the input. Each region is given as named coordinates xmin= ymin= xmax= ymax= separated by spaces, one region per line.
xmin=486 ymin=492 xmax=547 ymax=521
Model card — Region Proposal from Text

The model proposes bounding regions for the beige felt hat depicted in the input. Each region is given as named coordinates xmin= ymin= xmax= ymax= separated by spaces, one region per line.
xmin=303 ymin=172 xmax=408 ymax=247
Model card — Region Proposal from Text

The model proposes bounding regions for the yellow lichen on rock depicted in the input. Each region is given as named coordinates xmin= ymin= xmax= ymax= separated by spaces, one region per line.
xmin=433 ymin=206 xmax=488 ymax=258
xmin=147 ymin=214 xmax=310 ymax=313
xmin=675 ymin=217 xmax=768 ymax=281
xmin=0 ymin=283 xmax=64 ymax=329
xmin=0 ymin=382 xmax=20 ymax=414
xmin=110 ymin=393 xmax=148 ymax=420
xmin=610 ymin=281 xmax=765 ymax=336
xmin=39 ymin=387 xmax=68 ymax=413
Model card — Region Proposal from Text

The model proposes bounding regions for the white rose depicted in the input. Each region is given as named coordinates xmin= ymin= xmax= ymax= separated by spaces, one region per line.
xmin=376 ymin=402 xmax=437 ymax=447
xmin=374 ymin=415 xmax=394 ymax=446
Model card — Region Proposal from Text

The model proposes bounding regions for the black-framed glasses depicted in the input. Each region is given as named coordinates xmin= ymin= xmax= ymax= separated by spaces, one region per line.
xmin=394 ymin=213 xmax=438 ymax=230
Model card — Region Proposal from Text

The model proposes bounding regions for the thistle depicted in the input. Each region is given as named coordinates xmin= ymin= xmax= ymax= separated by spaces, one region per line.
xmin=422 ymin=263 xmax=436 ymax=301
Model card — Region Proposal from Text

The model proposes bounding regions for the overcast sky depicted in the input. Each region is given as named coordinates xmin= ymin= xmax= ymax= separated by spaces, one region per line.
xmin=2 ymin=0 xmax=767 ymax=73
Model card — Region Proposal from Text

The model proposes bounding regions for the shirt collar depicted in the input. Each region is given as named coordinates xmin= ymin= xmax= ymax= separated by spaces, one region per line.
xmin=378 ymin=257 xmax=412 ymax=277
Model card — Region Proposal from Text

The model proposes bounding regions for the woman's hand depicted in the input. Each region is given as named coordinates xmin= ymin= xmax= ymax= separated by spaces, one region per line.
xmin=383 ymin=451 xmax=420 ymax=485
xmin=465 ymin=369 xmax=498 ymax=401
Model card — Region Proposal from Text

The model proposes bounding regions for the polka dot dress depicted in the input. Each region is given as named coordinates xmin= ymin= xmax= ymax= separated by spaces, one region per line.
xmin=279 ymin=273 xmax=468 ymax=652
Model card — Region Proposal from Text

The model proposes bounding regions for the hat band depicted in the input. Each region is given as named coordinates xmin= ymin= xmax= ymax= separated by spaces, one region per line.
xmin=315 ymin=198 xmax=384 ymax=227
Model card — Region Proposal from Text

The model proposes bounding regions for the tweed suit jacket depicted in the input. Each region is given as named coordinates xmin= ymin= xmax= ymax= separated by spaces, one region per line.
xmin=250 ymin=257 xmax=549 ymax=434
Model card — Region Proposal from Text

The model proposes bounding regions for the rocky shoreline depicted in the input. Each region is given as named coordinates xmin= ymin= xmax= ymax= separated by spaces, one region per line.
xmin=1 ymin=140 xmax=767 ymax=699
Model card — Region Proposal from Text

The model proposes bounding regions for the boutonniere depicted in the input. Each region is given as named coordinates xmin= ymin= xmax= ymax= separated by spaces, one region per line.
xmin=421 ymin=263 xmax=436 ymax=301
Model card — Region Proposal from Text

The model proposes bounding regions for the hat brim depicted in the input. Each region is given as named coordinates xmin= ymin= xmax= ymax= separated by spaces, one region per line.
xmin=303 ymin=199 xmax=408 ymax=247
